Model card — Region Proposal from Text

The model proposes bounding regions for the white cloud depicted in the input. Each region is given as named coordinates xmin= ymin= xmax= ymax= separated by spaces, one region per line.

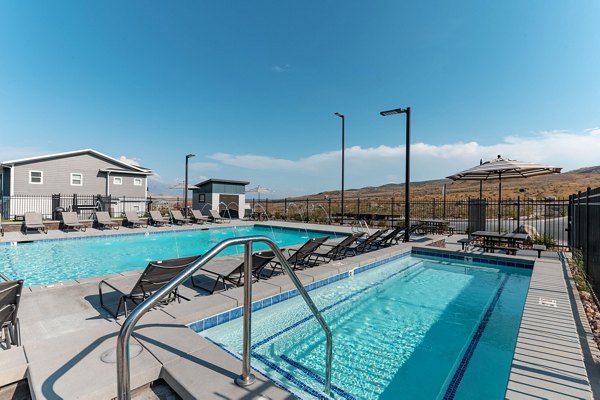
xmin=271 ymin=64 xmax=290 ymax=73
xmin=118 ymin=155 xmax=141 ymax=166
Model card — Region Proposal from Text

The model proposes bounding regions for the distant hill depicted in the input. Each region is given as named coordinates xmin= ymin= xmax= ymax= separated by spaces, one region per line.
xmin=292 ymin=166 xmax=600 ymax=201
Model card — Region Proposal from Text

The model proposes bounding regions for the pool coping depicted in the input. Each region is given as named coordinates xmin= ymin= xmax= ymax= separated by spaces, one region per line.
xmin=189 ymin=244 xmax=593 ymax=399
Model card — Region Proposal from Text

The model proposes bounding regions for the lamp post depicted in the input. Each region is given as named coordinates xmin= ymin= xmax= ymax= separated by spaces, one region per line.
xmin=380 ymin=107 xmax=411 ymax=242
xmin=334 ymin=112 xmax=345 ymax=226
xmin=184 ymin=154 xmax=195 ymax=218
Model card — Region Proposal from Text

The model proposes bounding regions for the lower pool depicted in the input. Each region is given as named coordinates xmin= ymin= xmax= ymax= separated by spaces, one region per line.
xmin=200 ymin=254 xmax=531 ymax=399
xmin=0 ymin=225 xmax=342 ymax=286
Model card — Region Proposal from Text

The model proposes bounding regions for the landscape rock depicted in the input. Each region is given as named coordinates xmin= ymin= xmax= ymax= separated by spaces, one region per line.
xmin=513 ymin=224 xmax=538 ymax=239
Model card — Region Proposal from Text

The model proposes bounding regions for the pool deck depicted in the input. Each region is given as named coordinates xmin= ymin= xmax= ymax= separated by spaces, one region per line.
xmin=0 ymin=222 xmax=597 ymax=399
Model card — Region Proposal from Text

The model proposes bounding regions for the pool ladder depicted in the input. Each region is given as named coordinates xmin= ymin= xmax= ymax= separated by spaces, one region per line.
xmin=115 ymin=235 xmax=333 ymax=399
xmin=352 ymin=219 xmax=371 ymax=235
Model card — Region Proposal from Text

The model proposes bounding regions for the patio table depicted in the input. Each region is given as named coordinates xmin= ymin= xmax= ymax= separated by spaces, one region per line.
xmin=419 ymin=219 xmax=451 ymax=235
xmin=471 ymin=231 xmax=529 ymax=255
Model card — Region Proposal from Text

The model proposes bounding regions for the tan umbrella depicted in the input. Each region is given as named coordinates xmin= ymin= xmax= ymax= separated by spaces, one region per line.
xmin=447 ymin=155 xmax=561 ymax=231
xmin=245 ymin=185 xmax=272 ymax=202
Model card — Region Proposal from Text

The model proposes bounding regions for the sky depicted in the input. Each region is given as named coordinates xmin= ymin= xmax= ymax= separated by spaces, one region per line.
xmin=1 ymin=1 xmax=599 ymax=198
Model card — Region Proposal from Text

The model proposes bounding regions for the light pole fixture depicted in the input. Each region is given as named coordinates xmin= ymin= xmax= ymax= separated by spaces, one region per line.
xmin=380 ymin=107 xmax=411 ymax=242
xmin=334 ymin=112 xmax=345 ymax=226
xmin=184 ymin=153 xmax=195 ymax=218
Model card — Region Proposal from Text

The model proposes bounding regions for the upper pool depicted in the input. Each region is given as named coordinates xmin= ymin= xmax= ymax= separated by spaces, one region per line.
xmin=0 ymin=225 xmax=344 ymax=286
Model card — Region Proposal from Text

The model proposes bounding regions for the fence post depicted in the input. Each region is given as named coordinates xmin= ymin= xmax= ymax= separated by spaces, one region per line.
xmin=328 ymin=198 xmax=331 ymax=223
xmin=357 ymin=198 xmax=361 ymax=220
xmin=586 ymin=187 xmax=590 ymax=276
xmin=266 ymin=198 xmax=269 ymax=215
xmin=391 ymin=198 xmax=395 ymax=228
xmin=517 ymin=196 xmax=520 ymax=229
xmin=433 ymin=198 xmax=436 ymax=219
xmin=306 ymin=198 xmax=309 ymax=223
xmin=577 ymin=191 xmax=582 ymax=252
xmin=284 ymin=198 xmax=288 ymax=221
xmin=567 ymin=194 xmax=572 ymax=249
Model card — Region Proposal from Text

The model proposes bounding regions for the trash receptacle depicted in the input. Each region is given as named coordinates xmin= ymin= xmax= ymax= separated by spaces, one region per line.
xmin=53 ymin=207 xmax=65 ymax=221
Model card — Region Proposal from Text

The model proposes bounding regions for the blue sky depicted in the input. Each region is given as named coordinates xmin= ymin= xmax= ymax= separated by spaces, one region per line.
xmin=1 ymin=1 xmax=599 ymax=197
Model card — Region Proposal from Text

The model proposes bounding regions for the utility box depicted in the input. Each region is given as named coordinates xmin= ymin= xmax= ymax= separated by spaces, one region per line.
xmin=468 ymin=199 xmax=486 ymax=234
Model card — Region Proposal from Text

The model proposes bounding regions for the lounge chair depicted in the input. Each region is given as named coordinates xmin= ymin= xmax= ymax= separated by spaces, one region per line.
xmin=170 ymin=209 xmax=191 ymax=225
xmin=190 ymin=209 xmax=210 ymax=224
xmin=263 ymin=236 xmax=329 ymax=277
xmin=209 ymin=209 xmax=226 ymax=223
xmin=95 ymin=211 xmax=120 ymax=230
xmin=306 ymin=232 xmax=365 ymax=265
xmin=369 ymin=226 xmax=406 ymax=248
xmin=124 ymin=211 xmax=148 ymax=228
xmin=23 ymin=212 xmax=48 ymax=234
xmin=61 ymin=211 xmax=87 ymax=232
xmin=98 ymin=254 xmax=201 ymax=319
xmin=384 ymin=223 xmax=424 ymax=245
xmin=342 ymin=229 xmax=388 ymax=255
xmin=192 ymin=251 xmax=275 ymax=294
xmin=149 ymin=210 xmax=171 ymax=227
xmin=0 ymin=273 xmax=24 ymax=348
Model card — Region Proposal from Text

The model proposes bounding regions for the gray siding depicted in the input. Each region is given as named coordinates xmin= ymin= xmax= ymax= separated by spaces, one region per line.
xmin=11 ymin=153 xmax=147 ymax=197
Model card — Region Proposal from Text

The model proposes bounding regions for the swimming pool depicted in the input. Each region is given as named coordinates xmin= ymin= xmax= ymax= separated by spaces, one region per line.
xmin=199 ymin=254 xmax=532 ymax=399
xmin=0 ymin=226 xmax=343 ymax=287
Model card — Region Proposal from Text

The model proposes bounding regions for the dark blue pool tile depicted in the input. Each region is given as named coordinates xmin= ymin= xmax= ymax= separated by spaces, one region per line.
xmin=204 ymin=315 xmax=218 ymax=330
xmin=229 ymin=307 xmax=243 ymax=320
xmin=252 ymin=301 xmax=263 ymax=312
xmin=217 ymin=312 xmax=230 ymax=324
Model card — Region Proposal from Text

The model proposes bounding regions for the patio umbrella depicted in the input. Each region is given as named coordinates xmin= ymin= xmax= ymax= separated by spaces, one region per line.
xmin=246 ymin=185 xmax=272 ymax=202
xmin=446 ymin=155 xmax=561 ymax=231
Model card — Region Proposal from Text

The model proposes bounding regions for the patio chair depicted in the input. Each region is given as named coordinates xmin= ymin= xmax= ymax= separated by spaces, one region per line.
xmin=170 ymin=209 xmax=192 ymax=225
xmin=61 ymin=211 xmax=87 ymax=232
xmin=192 ymin=251 xmax=275 ymax=294
xmin=23 ymin=212 xmax=48 ymax=234
xmin=95 ymin=211 xmax=120 ymax=230
xmin=149 ymin=210 xmax=171 ymax=227
xmin=263 ymin=236 xmax=329 ymax=277
xmin=306 ymin=232 xmax=365 ymax=265
xmin=342 ymin=229 xmax=387 ymax=255
xmin=98 ymin=254 xmax=202 ymax=319
xmin=0 ymin=273 xmax=24 ymax=349
xmin=209 ymin=210 xmax=226 ymax=223
xmin=190 ymin=209 xmax=210 ymax=224
xmin=124 ymin=211 xmax=148 ymax=228
xmin=370 ymin=226 xmax=406 ymax=248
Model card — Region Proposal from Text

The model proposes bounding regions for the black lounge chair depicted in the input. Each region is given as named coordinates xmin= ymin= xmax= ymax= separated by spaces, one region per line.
xmin=149 ymin=210 xmax=171 ymax=227
xmin=95 ymin=211 xmax=120 ymax=230
xmin=264 ymin=236 xmax=329 ymax=277
xmin=209 ymin=210 xmax=226 ymax=223
xmin=170 ymin=210 xmax=192 ymax=225
xmin=192 ymin=251 xmax=275 ymax=294
xmin=0 ymin=273 xmax=24 ymax=349
xmin=370 ymin=226 xmax=406 ymax=248
xmin=23 ymin=212 xmax=48 ymax=234
xmin=61 ymin=211 xmax=87 ymax=232
xmin=343 ymin=229 xmax=388 ymax=255
xmin=124 ymin=211 xmax=148 ymax=228
xmin=98 ymin=254 xmax=201 ymax=319
xmin=306 ymin=232 xmax=365 ymax=265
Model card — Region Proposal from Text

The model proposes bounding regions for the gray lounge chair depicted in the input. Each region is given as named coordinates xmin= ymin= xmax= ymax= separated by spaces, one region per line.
xmin=170 ymin=209 xmax=191 ymax=225
xmin=209 ymin=209 xmax=226 ymax=223
xmin=23 ymin=212 xmax=48 ymax=234
xmin=124 ymin=211 xmax=148 ymax=228
xmin=149 ymin=210 xmax=171 ymax=226
xmin=264 ymin=236 xmax=329 ymax=277
xmin=0 ymin=273 xmax=23 ymax=348
xmin=306 ymin=232 xmax=365 ymax=265
xmin=192 ymin=251 xmax=275 ymax=294
xmin=95 ymin=211 xmax=120 ymax=230
xmin=61 ymin=211 xmax=86 ymax=232
xmin=190 ymin=209 xmax=210 ymax=224
xmin=98 ymin=254 xmax=201 ymax=318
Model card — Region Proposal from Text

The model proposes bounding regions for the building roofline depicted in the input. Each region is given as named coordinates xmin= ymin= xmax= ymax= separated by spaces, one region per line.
xmin=194 ymin=178 xmax=250 ymax=187
xmin=1 ymin=149 xmax=152 ymax=173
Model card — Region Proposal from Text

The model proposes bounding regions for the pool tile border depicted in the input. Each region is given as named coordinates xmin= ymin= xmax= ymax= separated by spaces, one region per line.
xmin=411 ymin=247 xmax=534 ymax=270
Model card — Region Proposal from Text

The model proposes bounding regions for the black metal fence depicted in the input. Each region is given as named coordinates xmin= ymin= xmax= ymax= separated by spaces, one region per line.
xmin=252 ymin=196 xmax=569 ymax=246
xmin=569 ymin=187 xmax=600 ymax=292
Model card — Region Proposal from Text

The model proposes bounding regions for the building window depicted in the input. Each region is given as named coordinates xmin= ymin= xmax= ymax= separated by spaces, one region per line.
xmin=113 ymin=177 xmax=122 ymax=185
xmin=29 ymin=170 xmax=43 ymax=184
xmin=70 ymin=173 xmax=83 ymax=186
xmin=199 ymin=194 xmax=205 ymax=202
xmin=133 ymin=178 xmax=142 ymax=186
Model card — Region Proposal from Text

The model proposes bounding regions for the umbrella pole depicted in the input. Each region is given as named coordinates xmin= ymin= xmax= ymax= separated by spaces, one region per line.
xmin=498 ymin=173 xmax=502 ymax=233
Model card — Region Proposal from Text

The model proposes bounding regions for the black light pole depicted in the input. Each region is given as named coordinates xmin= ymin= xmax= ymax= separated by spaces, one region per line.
xmin=184 ymin=154 xmax=195 ymax=217
xmin=380 ymin=107 xmax=411 ymax=242
xmin=334 ymin=112 xmax=345 ymax=225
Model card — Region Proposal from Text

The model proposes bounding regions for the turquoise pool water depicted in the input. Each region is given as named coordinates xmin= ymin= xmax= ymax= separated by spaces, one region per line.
xmin=201 ymin=255 xmax=531 ymax=399
xmin=0 ymin=226 xmax=341 ymax=287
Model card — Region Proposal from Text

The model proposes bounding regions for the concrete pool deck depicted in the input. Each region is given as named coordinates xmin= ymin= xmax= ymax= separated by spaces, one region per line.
xmin=0 ymin=222 xmax=597 ymax=399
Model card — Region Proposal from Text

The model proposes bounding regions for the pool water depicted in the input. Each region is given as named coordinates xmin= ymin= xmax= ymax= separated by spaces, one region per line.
xmin=201 ymin=256 xmax=531 ymax=399
xmin=0 ymin=226 xmax=341 ymax=286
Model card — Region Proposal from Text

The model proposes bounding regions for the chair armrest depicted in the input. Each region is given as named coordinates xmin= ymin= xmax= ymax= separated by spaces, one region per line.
xmin=0 ymin=272 xmax=9 ymax=281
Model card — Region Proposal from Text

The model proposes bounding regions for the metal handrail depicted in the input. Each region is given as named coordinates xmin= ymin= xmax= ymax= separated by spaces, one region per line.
xmin=116 ymin=235 xmax=333 ymax=399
